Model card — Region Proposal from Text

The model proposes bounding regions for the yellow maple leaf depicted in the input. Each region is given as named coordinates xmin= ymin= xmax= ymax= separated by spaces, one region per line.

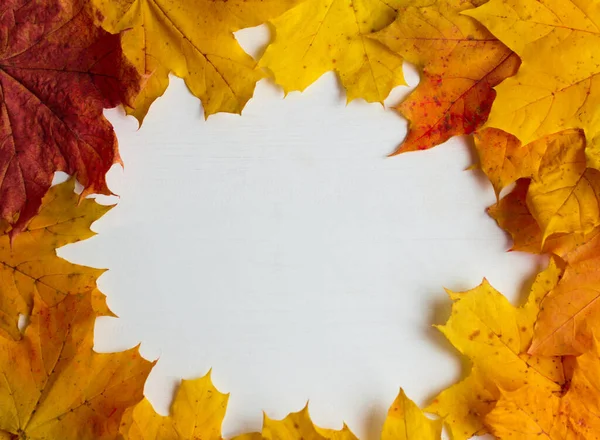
xmin=487 ymin=179 xmax=600 ymax=255
xmin=427 ymin=261 xmax=565 ymax=440
xmin=381 ymin=389 xmax=441 ymax=440
xmin=263 ymin=405 xmax=357 ymax=440
xmin=465 ymin=0 xmax=600 ymax=169
xmin=487 ymin=340 xmax=600 ymax=439
xmin=373 ymin=0 xmax=519 ymax=153
xmin=259 ymin=0 xmax=405 ymax=103
xmin=93 ymin=0 xmax=299 ymax=122
xmin=475 ymin=128 xmax=600 ymax=245
xmin=0 ymin=292 xmax=153 ymax=440
xmin=526 ymin=130 xmax=600 ymax=243
xmin=0 ymin=179 xmax=111 ymax=341
xmin=119 ymin=371 xmax=228 ymax=440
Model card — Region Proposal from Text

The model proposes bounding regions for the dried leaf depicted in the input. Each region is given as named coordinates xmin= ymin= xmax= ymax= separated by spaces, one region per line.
xmin=381 ymin=389 xmax=441 ymax=440
xmin=487 ymin=179 xmax=544 ymax=253
xmin=474 ymin=128 xmax=548 ymax=197
xmin=526 ymin=130 xmax=600 ymax=243
xmin=0 ymin=292 xmax=153 ymax=440
xmin=263 ymin=405 xmax=357 ymax=440
xmin=373 ymin=0 xmax=519 ymax=153
xmin=259 ymin=0 xmax=405 ymax=103
xmin=487 ymin=340 xmax=600 ymax=439
xmin=488 ymin=179 xmax=600 ymax=255
xmin=0 ymin=179 xmax=111 ymax=341
xmin=93 ymin=0 xmax=299 ymax=122
xmin=119 ymin=372 xmax=228 ymax=440
xmin=531 ymin=231 xmax=600 ymax=356
xmin=0 ymin=0 xmax=139 ymax=231
xmin=427 ymin=261 xmax=564 ymax=439
xmin=465 ymin=0 xmax=600 ymax=169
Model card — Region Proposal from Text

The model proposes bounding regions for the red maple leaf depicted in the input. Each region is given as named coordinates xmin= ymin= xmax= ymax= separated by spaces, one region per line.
xmin=0 ymin=0 xmax=140 ymax=232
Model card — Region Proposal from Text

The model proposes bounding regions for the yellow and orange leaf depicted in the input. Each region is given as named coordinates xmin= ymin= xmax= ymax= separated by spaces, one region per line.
xmin=259 ymin=0 xmax=405 ymax=104
xmin=487 ymin=179 xmax=544 ymax=253
xmin=466 ymin=0 xmax=600 ymax=170
xmin=0 ymin=292 xmax=153 ymax=440
xmin=427 ymin=261 xmax=564 ymax=440
xmin=0 ymin=179 xmax=111 ymax=341
xmin=480 ymin=127 xmax=600 ymax=256
xmin=488 ymin=179 xmax=600 ymax=255
xmin=373 ymin=0 xmax=519 ymax=153
xmin=487 ymin=340 xmax=600 ymax=439
xmin=93 ymin=0 xmax=299 ymax=122
xmin=474 ymin=128 xmax=548 ymax=197
xmin=531 ymin=231 xmax=600 ymax=356
xmin=526 ymin=130 xmax=600 ymax=243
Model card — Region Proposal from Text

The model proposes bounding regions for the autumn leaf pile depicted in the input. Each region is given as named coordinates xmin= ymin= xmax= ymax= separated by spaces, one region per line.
xmin=1 ymin=0 xmax=600 ymax=438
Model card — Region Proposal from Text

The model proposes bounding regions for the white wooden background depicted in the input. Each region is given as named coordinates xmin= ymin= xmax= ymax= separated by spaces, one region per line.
xmin=58 ymin=26 xmax=543 ymax=439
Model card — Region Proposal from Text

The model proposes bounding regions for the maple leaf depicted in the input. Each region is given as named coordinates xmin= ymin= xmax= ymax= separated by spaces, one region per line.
xmin=426 ymin=262 xmax=565 ymax=440
xmin=381 ymin=389 xmax=441 ymax=440
xmin=372 ymin=0 xmax=519 ymax=153
xmin=0 ymin=292 xmax=153 ymax=440
xmin=477 ymin=127 xmax=600 ymax=248
xmin=263 ymin=405 xmax=357 ymax=440
xmin=527 ymin=130 xmax=600 ymax=243
xmin=486 ymin=340 xmax=600 ymax=439
xmin=474 ymin=128 xmax=549 ymax=197
xmin=475 ymin=129 xmax=600 ymax=244
xmin=465 ymin=0 xmax=600 ymax=170
xmin=530 ymin=230 xmax=600 ymax=356
xmin=487 ymin=179 xmax=544 ymax=253
xmin=0 ymin=179 xmax=110 ymax=341
xmin=0 ymin=0 xmax=139 ymax=232
xmin=487 ymin=179 xmax=600 ymax=255
xmin=258 ymin=0 xmax=405 ymax=104
xmin=119 ymin=371 xmax=228 ymax=440
xmin=92 ymin=0 xmax=299 ymax=122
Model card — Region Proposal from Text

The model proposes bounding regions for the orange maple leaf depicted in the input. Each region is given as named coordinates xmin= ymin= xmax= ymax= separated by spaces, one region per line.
xmin=530 ymin=231 xmax=600 ymax=357
xmin=0 ymin=0 xmax=139 ymax=232
xmin=0 ymin=292 xmax=154 ymax=440
xmin=487 ymin=340 xmax=600 ymax=439
xmin=373 ymin=0 xmax=519 ymax=154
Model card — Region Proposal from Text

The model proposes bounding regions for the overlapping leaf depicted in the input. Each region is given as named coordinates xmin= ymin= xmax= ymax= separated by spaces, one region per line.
xmin=427 ymin=262 xmax=565 ymax=440
xmin=373 ymin=0 xmax=519 ymax=153
xmin=466 ymin=0 xmax=600 ymax=169
xmin=487 ymin=179 xmax=600 ymax=255
xmin=0 ymin=0 xmax=139 ymax=232
xmin=0 ymin=179 xmax=111 ymax=341
xmin=259 ymin=0 xmax=405 ymax=104
xmin=2 ymin=1 xmax=600 ymax=439
xmin=478 ymin=128 xmax=600 ymax=252
xmin=93 ymin=0 xmax=300 ymax=122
